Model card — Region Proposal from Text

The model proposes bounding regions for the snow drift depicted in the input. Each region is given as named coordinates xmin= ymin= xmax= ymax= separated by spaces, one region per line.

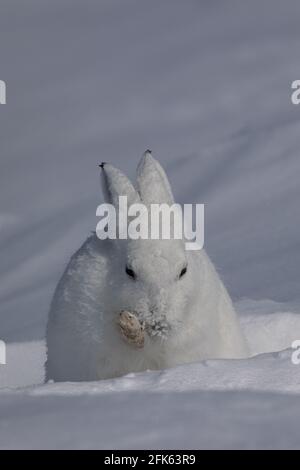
xmin=1 ymin=300 xmax=300 ymax=449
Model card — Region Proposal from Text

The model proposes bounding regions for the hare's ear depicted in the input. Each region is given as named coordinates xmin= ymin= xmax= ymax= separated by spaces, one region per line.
xmin=99 ymin=162 xmax=139 ymax=207
xmin=136 ymin=151 xmax=174 ymax=204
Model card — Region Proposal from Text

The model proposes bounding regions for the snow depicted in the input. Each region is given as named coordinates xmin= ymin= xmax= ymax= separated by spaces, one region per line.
xmin=1 ymin=0 xmax=300 ymax=449
xmin=0 ymin=341 xmax=45 ymax=389
xmin=2 ymin=385 xmax=300 ymax=450
xmin=1 ymin=302 xmax=300 ymax=449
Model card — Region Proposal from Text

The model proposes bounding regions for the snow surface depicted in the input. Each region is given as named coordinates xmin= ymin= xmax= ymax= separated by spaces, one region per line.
xmin=1 ymin=301 xmax=300 ymax=449
xmin=1 ymin=0 xmax=300 ymax=449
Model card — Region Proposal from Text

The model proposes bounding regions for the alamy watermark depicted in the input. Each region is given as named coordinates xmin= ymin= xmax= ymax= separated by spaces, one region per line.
xmin=96 ymin=196 xmax=204 ymax=251
xmin=0 ymin=340 xmax=6 ymax=365
xmin=0 ymin=80 xmax=6 ymax=104
xmin=291 ymin=340 xmax=300 ymax=365
xmin=291 ymin=80 xmax=300 ymax=105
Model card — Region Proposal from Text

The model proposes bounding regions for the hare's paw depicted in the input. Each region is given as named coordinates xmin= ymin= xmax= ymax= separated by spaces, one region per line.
xmin=118 ymin=310 xmax=145 ymax=349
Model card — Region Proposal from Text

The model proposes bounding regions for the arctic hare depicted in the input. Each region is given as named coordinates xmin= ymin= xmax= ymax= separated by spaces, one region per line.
xmin=46 ymin=151 xmax=248 ymax=381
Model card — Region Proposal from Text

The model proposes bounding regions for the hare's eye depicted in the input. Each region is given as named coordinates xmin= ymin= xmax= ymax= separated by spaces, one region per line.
xmin=179 ymin=265 xmax=187 ymax=279
xmin=126 ymin=266 xmax=136 ymax=280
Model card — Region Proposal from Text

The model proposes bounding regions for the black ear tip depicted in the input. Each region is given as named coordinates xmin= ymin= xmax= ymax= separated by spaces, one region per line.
xmin=144 ymin=149 xmax=152 ymax=156
xmin=99 ymin=162 xmax=106 ymax=169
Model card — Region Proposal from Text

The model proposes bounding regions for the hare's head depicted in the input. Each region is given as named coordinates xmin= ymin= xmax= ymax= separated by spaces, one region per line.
xmin=99 ymin=151 xmax=197 ymax=340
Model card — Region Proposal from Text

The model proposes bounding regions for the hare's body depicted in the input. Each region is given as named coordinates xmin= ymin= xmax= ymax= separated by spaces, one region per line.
xmin=46 ymin=152 xmax=248 ymax=382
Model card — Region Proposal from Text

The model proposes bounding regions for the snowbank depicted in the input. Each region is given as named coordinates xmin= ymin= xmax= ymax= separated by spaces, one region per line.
xmin=0 ymin=347 xmax=300 ymax=449
xmin=1 ymin=386 xmax=300 ymax=450
xmin=0 ymin=341 xmax=45 ymax=389
xmin=0 ymin=301 xmax=300 ymax=449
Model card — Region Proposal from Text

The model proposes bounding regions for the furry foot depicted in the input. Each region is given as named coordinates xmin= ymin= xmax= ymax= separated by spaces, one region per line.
xmin=118 ymin=310 xmax=145 ymax=349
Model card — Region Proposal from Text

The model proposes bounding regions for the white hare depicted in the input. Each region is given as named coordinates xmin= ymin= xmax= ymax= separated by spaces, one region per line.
xmin=46 ymin=151 xmax=248 ymax=382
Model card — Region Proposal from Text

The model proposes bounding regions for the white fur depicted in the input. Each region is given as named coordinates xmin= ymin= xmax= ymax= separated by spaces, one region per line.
xmin=46 ymin=152 xmax=248 ymax=382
